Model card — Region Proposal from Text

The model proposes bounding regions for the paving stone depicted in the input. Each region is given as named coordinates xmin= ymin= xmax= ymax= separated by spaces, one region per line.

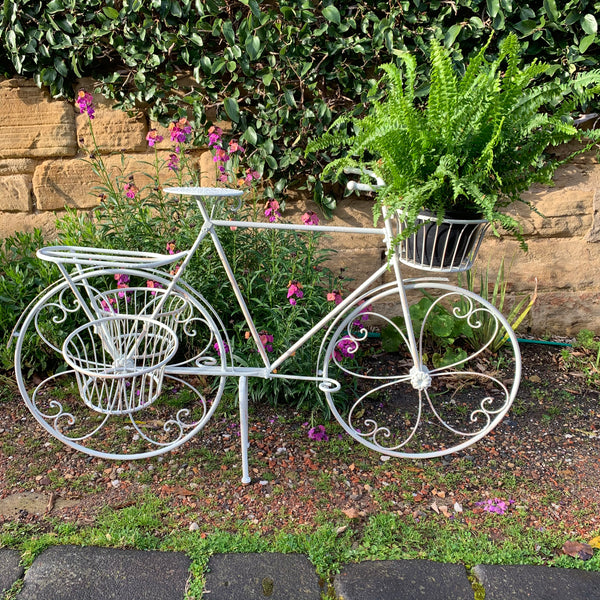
xmin=473 ymin=564 xmax=600 ymax=600
xmin=0 ymin=548 xmax=24 ymax=593
xmin=16 ymin=545 xmax=190 ymax=600
xmin=333 ymin=560 xmax=474 ymax=600
xmin=203 ymin=553 xmax=322 ymax=599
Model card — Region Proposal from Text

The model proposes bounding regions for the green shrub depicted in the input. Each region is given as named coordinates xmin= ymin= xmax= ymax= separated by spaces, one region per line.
xmin=1 ymin=1 xmax=598 ymax=210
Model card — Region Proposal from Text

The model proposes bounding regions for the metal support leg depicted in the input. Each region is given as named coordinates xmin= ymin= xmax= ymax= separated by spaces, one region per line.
xmin=238 ymin=376 xmax=252 ymax=484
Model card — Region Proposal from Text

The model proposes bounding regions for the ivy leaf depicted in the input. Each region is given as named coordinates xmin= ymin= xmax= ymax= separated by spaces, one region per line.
xmin=581 ymin=14 xmax=598 ymax=36
xmin=46 ymin=0 xmax=64 ymax=14
xmin=102 ymin=6 xmax=120 ymax=19
xmin=284 ymin=89 xmax=297 ymax=108
xmin=243 ymin=126 xmax=258 ymax=144
xmin=322 ymin=5 xmax=341 ymax=26
xmin=224 ymin=97 xmax=240 ymax=123
xmin=579 ymin=34 xmax=595 ymax=53
xmin=486 ymin=0 xmax=500 ymax=18
xmin=543 ymin=0 xmax=558 ymax=22
xmin=245 ymin=35 xmax=261 ymax=60
xmin=444 ymin=23 xmax=462 ymax=47
xmin=222 ymin=21 xmax=235 ymax=45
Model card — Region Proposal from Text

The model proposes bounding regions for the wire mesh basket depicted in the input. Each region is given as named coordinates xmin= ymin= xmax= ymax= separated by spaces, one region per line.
xmin=395 ymin=211 xmax=490 ymax=272
xmin=62 ymin=316 xmax=179 ymax=415
xmin=94 ymin=287 xmax=191 ymax=331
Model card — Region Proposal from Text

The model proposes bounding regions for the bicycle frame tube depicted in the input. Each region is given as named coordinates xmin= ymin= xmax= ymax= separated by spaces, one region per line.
xmin=165 ymin=187 xmax=420 ymax=377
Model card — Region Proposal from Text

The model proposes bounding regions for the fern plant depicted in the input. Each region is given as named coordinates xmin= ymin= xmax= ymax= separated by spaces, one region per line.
xmin=308 ymin=34 xmax=600 ymax=247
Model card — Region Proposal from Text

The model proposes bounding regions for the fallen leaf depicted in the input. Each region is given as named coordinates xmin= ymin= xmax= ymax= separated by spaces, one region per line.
xmin=589 ymin=536 xmax=600 ymax=549
xmin=529 ymin=375 xmax=541 ymax=383
xmin=562 ymin=541 xmax=594 ymax=560
xmin=439 ymin=505 xmax=450 ymax=518
xmin=430 ymin=501 xmax=440 ymax=514
xmin=453 ymin=502 xmax=463 ymax=513
xmin=336 ymin=525 xmax=348 ymax=535
xmin=342 ymin=508 xmax=360 ymax=519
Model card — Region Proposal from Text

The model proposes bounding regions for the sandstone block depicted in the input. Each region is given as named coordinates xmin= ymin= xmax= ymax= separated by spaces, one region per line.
xmin=528 ymin=291 xmax=600 ymax=336
xmin=0 ymin=211 xmax=60 ymax=241
xmin=76 ymin=107 xmax=147 ymax=154
xmin=0 ymin=83 xmax=77 ymax=158
xmin=0 ymin=158 xmax=37 ymax=175
xmin=0 ymin=174 xmax=32 ymax=211
xmin=478 ymin=237 xmax=599 ymax=293
xmin=32 ymin=153 xmax=191 ymax=211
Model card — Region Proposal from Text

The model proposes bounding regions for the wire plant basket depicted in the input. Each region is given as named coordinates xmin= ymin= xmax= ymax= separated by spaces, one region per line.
xmin=396 ymin=211 xmax=490 ymax=273
xmin=94 ymin=286 xmax=191 ymax=332
xmin=62 ymin=315 xmax=179 ymax=415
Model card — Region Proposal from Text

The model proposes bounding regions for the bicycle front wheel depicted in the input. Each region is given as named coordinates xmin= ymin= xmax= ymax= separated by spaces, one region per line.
xmin=319 ymin=282 xmax=521 ymax=459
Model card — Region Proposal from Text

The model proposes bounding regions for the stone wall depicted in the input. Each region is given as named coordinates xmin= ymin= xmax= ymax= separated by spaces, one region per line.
xmin=1 ymin=77 xmax=599 ymax=336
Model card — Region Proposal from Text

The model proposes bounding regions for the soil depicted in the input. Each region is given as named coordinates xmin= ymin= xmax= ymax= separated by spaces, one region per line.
xmin=1 ymin=342 xmax=599 ymax=542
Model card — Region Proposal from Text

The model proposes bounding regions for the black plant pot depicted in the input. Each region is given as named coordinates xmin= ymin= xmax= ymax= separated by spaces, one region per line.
xmin=403 ymin=209 xmax=488 ymax=271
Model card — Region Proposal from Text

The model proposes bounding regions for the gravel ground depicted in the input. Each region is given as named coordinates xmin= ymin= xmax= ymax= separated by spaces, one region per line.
xmin=0 ymin=343 xmax=599 ymax=542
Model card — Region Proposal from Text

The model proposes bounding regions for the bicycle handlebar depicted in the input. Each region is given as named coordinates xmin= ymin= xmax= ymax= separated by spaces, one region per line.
xmin=344 ymin=168 xmax=385 ymax=192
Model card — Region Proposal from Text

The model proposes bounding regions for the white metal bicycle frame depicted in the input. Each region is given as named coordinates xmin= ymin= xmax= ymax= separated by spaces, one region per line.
xmin=163 ymin=186 xmax=425 ymax=380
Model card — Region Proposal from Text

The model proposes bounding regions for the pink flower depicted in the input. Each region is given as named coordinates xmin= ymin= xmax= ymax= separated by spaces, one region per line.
xmin=166 ymin=241 xmax=176 ymax=255
xmin=76 ymin=89 xmax=95 ymax=119
xmin=334 ymin=337 xmax=356 ymax=361
xmin=287 ymin=281 xmax=304 ymax=305
xmin=302 ymin=211 xmax=319 ymax=226
xmin=352 ymin=301 xmax=372 ymax=327
xmin=124 ymin=182 xmax=138 ymax=199
xmin=243 ymin=168 xmax=261 ymax=183
xmin=476 ymin=498 xmax=514 ymax=515
xmin=167 ymin=153 xmax=180 ymax=171
xmin=114 ymin=273 xmax=130 ymax=288
xmin=214 ymin=341 xmax=230 ymax=356
xmin=264 ymin=199 xmax=281 ymax=222
xmin=213 ymin=147 xmax=230 ymax=163
xmin=308 ymin=425 xmax=329 ymax=441
xmin=146 ymin=129 xmax=163 ymax=146
xmin=258 ymin=331 xmax=274 ymax=353
xmin=228 ymin=139 xmax=245 ymax=154
xmin=207 ymin=125 xmax=223 ymax=147
xmin=100 ymin=297 xmax=117 ymax=313
xmin=146 ymin=280 xmax=163 ymax=295
xmin=327 ymin=291 xmax=343 ymax=305
xmin=168 ymin=117 xmax=192 ymax=144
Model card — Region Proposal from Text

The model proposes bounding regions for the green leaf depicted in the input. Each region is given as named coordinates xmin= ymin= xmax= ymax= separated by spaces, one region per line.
xmin=245 ymin=35 xmax=261 ymax=60
xmin=222 ymin=21 xmax=235 ymax=45
xmin=579 ymin=34 xmax=596 ymax=53
xmin=444 ymin=23 xmax=462 ymax=47
xmin=284 ymin=89 xmax=297 ymax=108
xmin=102 ymin=6 xmax=120 ymax=20
xmin=224 ymin=97 xmax=240 ymax=123
xmin=243 ymin=126 xmax=258 ymax=145
xmin=514 ymin=19 xmax=537 ymax=36
xmin=53 ymin=57 xmax=68 ymax=77
xmin=46 ymin=0 xmax=64 ymax=14
xmin=486 ymin=0 xmax=500 ymax=18
xmin=248 ymin=0 xmax=261 ymax=18
xmin=322 ymin=5 xmax=341 ymax=26
xmin=581 ymin=14 xmax=598 ymax=36
xmin=543 ymin=0 xmax=558 ymax=22
xmin=262 ymin=72 xmax=273 ymax=86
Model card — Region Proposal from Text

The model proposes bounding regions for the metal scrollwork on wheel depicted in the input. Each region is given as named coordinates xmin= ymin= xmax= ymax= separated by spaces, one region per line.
xmin=319 ymin=282 xmax=521 ymax=458
xmin=13 ymin=269 xmax=229 ymax=459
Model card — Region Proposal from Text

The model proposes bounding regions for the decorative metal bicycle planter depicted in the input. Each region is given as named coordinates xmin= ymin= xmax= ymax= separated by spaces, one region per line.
xmin=12 ymin=179 xmax=521 ymax=483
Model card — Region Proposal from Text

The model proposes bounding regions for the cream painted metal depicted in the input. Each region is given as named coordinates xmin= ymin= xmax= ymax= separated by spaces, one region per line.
xmin=12 ymin=181 xmax=521 ymax=483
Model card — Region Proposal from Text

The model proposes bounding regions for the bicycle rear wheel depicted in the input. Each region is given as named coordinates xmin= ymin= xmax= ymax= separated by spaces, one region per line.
xmin=13 ymin=270 xmax=229 ymax=460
